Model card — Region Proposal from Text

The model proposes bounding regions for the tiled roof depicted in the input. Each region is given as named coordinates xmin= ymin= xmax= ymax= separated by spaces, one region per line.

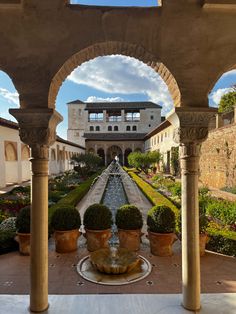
xmin=144 ymin=119 xmax=171 ymax=139
xmin=56 ymin=136 xmax=85 ymax=150
xmin=67 ymin=99 xmax=161 ymax=110
xmin=84 ymin=133 xmax=146 ymax=141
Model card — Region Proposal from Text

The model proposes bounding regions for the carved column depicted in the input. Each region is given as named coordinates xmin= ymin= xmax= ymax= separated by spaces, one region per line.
xmin=167 ymin=107 xmax=216 ymax=311
xmin=9 ymin=108 xmax=62 ymax=313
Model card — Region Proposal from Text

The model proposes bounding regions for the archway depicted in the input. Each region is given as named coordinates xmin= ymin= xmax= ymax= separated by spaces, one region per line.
xmin=124 ymin=148 xmax=132 ymax=166
xmin=107 ymin=145 xmax=122 ymax=165
xmin=97 ymin=148 xmax=105 ymax=166
xmin=49 ymin=41 xmax=181 ymax=110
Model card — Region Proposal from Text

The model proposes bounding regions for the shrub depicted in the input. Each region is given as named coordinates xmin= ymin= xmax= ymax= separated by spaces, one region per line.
xmin=0 ymin=217 xmax=17 ymax=232
xmin=206 ymin=199 xmax=236 ymax=226
xmin=15 ymin=206 xmax=31 ymax=233
xmin=116 ymin=204 xmax=143 ymax=230
xmin=0 ymin=229 xmax=17 ymax=252
xmin=147 ymin=205 xmax=176 ymax=233
xmin=50 ymin=205 xmax=81 ymax=231
xmin=48 ymin=191 xmax=64 ymax=203
xmin=169 ymin=182 xmax=181 ymax=198
xmin=206 ymin=224 xmax=236 ymax=256
xmin=83 ymin=203 xmax=112 ymax=230
xmin=199 ymin=186 xmax=209 ymax=198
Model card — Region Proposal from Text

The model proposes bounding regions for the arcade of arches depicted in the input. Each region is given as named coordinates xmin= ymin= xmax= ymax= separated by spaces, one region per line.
xmin=0 ymin=0 xmax=235 ymax=313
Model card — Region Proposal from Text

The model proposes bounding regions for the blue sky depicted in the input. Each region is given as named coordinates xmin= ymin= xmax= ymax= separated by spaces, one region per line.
xmin=0 ymin=55 xmax=235 ymax=139
xmin=70 ymin=0 xmax=159 ymax=6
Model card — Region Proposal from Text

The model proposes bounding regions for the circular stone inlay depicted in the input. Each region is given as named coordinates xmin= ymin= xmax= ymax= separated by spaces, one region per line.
xmin=77 ymin=255 xmax=152 ymax=286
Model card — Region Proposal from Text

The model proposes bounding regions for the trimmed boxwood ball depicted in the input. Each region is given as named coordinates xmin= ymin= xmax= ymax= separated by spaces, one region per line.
xmin=116 ymin=204 xmax=143 ymax=230
xmin=51 ymin=205 xmax=81 ymax=231
xmin=16 ymin=205 xmax=31 ymax=233
xmin=147 ymin=205 xmax=176 ymax=233
xmin=83 ymin=203 xmax=112 ymax=230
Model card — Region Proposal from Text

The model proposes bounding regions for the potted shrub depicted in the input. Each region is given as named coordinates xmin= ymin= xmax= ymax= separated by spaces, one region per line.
xmin=115 ymin=204 xmax=143 ymax=251
xmin=50 ymin=205 xmax=81 ymax=253
xmin=199 ymin=199 xmax=209 ymax=256
xmin=15 ymin=205 xmax=31 ymax=255
xmin=83 ymin=203 xmax=112 ymax=252
xmin=147 ymin=204 xmax=176 ymax=256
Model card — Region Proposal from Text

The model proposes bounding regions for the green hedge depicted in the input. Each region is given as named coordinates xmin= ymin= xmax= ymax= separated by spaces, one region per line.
xmin=127 ymin=170 xmax=180 ymax=231
xmin=48 ymin=171 xmax=101 ymax=224
xmin=206 ymin=224 xmax=236 ymax=257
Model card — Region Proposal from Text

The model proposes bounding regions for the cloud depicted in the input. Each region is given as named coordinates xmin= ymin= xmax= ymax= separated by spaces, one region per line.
xmin=68 ymin=55 xmax=173 ymax=115
xmin=221 ymin=69 xmax=236 ymax=78
xmin=86 ymin=96 xmax=125 ymax=102
xmin=0 ymin=88 xmax=19 ymax=106
xmin=209 ymin=87 xmax=234 ymax=106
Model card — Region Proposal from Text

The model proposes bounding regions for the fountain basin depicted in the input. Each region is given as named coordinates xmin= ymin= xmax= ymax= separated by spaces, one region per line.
xmin=90 ymin=247 xmax=140 ymax=274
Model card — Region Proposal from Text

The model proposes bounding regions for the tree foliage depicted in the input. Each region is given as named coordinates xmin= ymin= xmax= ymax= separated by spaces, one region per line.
xmin=71 ymin=153 xmax=102 ymax=177
xmin=128 ymin=151 xmax=161 ymax=174
xmin=218 ymin=87 xmax=236 ymax=113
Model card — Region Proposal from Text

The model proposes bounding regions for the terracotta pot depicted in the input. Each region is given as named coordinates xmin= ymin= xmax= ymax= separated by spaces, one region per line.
xmin=85 ymin=228 xmax=111 ymax=252
xmin=15 ymin=232 xmax=30 ymax=255
xmin=199 ymin=233 xmax=209 ymax=256
xmin=54 ymin=229 xmax=80 ymax=253
xmin=148 ymin=231 xmax=176 ymax=256
xmin=118 ymin=229 xmax=143 ymax=251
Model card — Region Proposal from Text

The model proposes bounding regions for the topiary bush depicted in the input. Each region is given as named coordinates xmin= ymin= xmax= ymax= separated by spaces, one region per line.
xmin=50 ymin=205 xmax=81 ymax=231
xmin=147 ymin=205 xmax=176 ymax=233
xmin=169 ymin=182 xmax=182 ymax=198
xmin=116 ymin=204 xmax=143 ymax=230
xmin=16 ymin=206 xmax=31 ymax=233
xmin=83 ymin=203 xmax=112 ymax=230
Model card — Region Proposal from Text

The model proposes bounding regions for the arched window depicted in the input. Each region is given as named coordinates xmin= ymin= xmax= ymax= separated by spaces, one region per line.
xmin=108 ymin=126 xmax=112 ymax=131
xmin=114 ymin=126 xmax=119 ymax=131
xmin=126 ymin=126 xmax=131 ymax=131
xmin=132 ymin=125 xmax=137 ymax=131
xmin=96 ymin=126 xmax=100 ymax=131
xmin=90 ymin=126 xmax=94 ymax=131
xmin=5 ymin=142 xmax=17 ymax=161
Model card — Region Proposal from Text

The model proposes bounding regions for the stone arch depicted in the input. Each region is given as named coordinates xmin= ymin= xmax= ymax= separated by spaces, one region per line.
xmin=5 ymin=142 xmax=17 ymax=161
xmin=107 ymin=145 xmax=122 ymax=164
xmin=49 ymin=41 xmax=181 ymax=109
xmin=21 ymin=145 xmax=30 ymax=160
xmin=97 ymin=148 xmax=105 ymax=166
xmin=88 ymin=147 xmax=95 ymax=154
xmin=124 ymin=148 xmax=132 ymax=166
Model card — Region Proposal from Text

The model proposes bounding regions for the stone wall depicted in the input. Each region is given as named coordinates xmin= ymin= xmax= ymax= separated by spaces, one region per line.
xmin=199 ymin=123 xmax=236 ymax=189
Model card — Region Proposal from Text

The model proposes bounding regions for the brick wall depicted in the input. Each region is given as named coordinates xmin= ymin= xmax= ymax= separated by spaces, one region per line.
xmin=199 ymin=123 xmax=236 ymax=189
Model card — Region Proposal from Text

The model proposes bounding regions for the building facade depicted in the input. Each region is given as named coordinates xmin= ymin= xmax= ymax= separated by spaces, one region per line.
xmin=0 ymin=117 xmax=85 ymax=188
xmin=67 ymin=100 xmax=162 ymax=165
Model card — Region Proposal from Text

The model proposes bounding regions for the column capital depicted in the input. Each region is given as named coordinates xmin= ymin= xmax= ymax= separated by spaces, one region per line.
xmin=9 ymin=108 xmax=63 ymax=158
xmin=167 ymin=107 xmax=217 ymax=144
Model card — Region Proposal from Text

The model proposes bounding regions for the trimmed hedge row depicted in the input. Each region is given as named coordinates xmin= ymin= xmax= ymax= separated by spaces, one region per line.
xmin=206 ymin=224 xmax=236 ymax=257
xmin=126 ymin=170 xmax=180 ymax=231
xmin=48 ymin=171 xmax=102 ymax=224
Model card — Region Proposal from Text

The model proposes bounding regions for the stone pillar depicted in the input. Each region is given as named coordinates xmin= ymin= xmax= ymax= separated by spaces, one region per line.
xmin=167 ymin=107 xmax=216 ymax=311
xmin=9 ymin=108 xmax=62 ymax=313
xmin=0 ymin=139 xmax=6 ymax=188
xmin=216 ymin=113 xmax=224 ymax=128
xmin=17 ymin=142 xmax=22 ymax=184
xmin=121 ymin=109 xmax=125 ymax=122
xmin=95 ymin=144 xmax=98 ymax=154
xmin=104 ymin=144 xmax=107 ymax=166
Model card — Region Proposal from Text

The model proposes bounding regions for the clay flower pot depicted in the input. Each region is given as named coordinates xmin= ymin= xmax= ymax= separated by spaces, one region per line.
xmin=85 ymin=228 xmax=111 ymax=252
xmin=118 ymin=229 xmax=143 ymax=251
xmin=199 ymin=233 xmax=209 ymax=256
xmin=148 ymin=231 xmax=176 ymax=256
xmin=54 ymin=229 xmax=80 ymax=253
xmin=15 ymin=232 xmax=30 ymax=255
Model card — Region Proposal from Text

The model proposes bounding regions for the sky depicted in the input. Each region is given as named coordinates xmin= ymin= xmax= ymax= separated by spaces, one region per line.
xmin=0 ymin=55 xmax=235 ymax=139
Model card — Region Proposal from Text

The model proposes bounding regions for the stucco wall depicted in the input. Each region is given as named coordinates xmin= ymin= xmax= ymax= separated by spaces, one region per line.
xmin=199 ymin=123 xmax=236 ymax=189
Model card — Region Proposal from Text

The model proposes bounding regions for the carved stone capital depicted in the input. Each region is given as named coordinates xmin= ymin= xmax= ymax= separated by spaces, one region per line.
xmin=167 ymin=107 xmax=217 ymax=144
xmin=179 ymin=143 xmax=201 ymax=175
xmin=9 ymin=108 xmax=63 ymax=159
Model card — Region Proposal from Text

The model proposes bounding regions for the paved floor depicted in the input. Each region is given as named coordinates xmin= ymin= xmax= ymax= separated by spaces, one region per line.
xmin=0 ymin=237 xmax=235 ymax=295
xmin=1 ymin=293 xmax=236 ymax=314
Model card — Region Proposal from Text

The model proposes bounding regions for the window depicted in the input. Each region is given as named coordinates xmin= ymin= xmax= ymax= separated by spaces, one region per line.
xmin=90 ymin=126 xmax=94 ymax=131
xmin=108 ymin=126 xmax=112 ymax=131
xmin=88 ymin=112 xmax=103 ymax=122
xmin=132 ymin=125 xmax=137 ymax=131
xmin=107 ymin=111 xmax=122 ymax=122
xmin=150 ymin=115 xmax=154 ymax=120
xmin=78 ymin=109 xmax=82 ymax=116
xmin=149 ymin=124 xmax=151 ymax=127
xmin=125 ymin=111 xmax=140 ymax=122
xmin=96 ymin=126 xmax=100 ymax=131
xmin=114 ymin=126 xmax=119 ymax=131
xmin=126 ymin=126 xmax=131 ymax=131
